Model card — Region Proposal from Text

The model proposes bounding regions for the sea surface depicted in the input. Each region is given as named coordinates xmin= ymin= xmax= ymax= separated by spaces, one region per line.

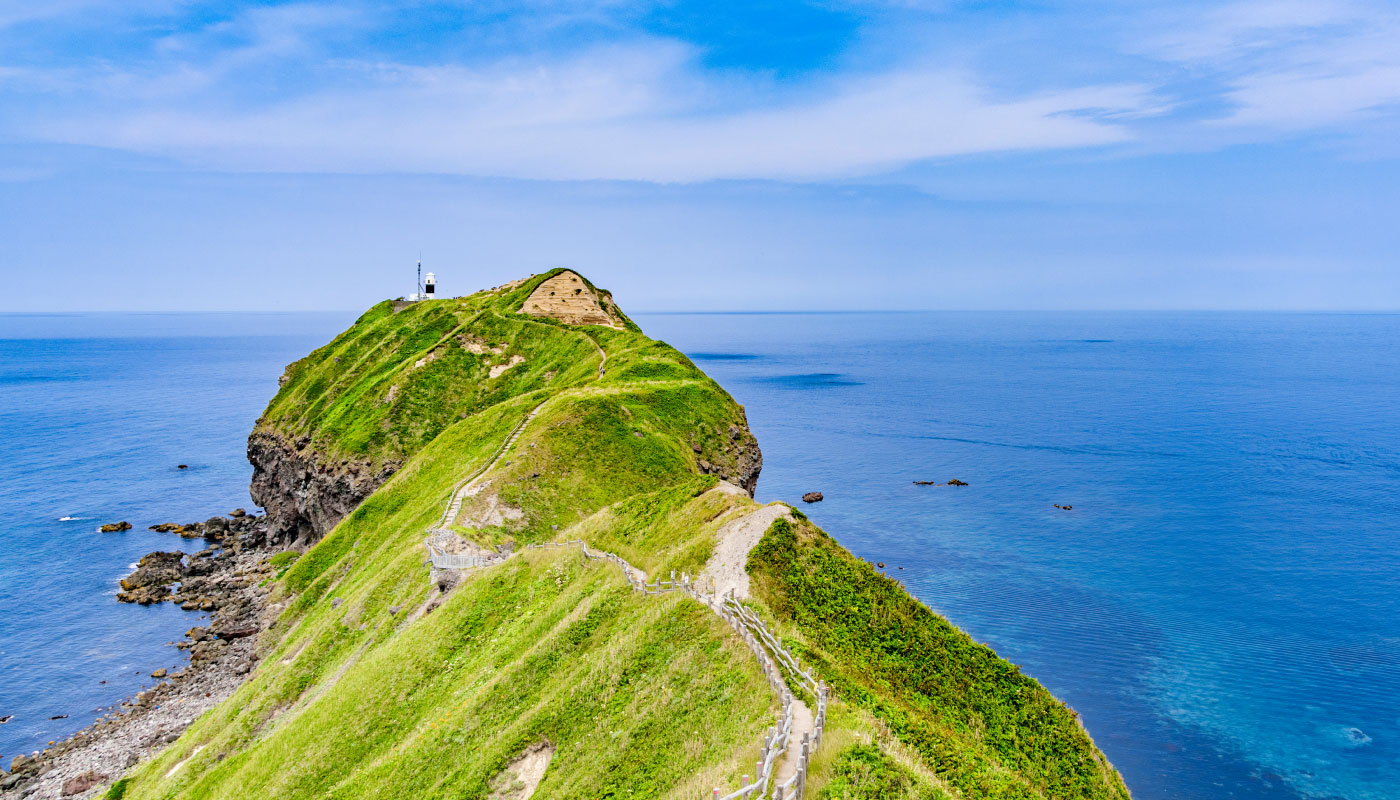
xmin=2 ymin=311 xmax=1397 ymax=800
xmin=0 ymin=312 xmax=354 ymax=764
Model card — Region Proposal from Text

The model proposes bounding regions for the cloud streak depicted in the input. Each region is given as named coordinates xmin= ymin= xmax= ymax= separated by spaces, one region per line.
xmin=2 ymin=0 xmax=1398 ymax=182
xmin=33 ymin=47 xmax=1145 ymax=181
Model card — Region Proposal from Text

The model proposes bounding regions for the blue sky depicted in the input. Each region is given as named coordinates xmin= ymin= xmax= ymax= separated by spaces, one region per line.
xmin=1 ymin=0 xmax=1397 ymax=311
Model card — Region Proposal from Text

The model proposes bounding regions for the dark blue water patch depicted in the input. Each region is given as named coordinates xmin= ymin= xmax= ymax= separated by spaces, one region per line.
xmin=687 ymin=352 xmax=764 ymax=361
xmin=750 ymin=372 xmax=863 ymax=388
xmin=636 ymin=310 xmax=1400 ymax=800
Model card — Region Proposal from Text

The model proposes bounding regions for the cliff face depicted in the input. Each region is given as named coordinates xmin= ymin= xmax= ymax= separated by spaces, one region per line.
xmin=696 ymin=420 xmax=763 ymax=495
xmin=246 ymin=269 xmax=764 ymax=550
xmin=247 ymin=429 xmax=399 ymax=548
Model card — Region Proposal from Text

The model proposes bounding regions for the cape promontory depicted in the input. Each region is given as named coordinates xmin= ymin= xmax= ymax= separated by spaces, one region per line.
xmin=59 ymin=269 xmax=1128 ymax=800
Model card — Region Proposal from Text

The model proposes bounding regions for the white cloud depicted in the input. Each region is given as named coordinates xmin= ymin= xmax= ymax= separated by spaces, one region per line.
xmin=22 ymin=41 xmax=1147 ymax=181
xmin=1141 ymin=0 xmax=1400 ymax=134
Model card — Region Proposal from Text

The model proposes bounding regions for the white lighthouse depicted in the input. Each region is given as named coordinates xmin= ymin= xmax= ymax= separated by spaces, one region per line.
xmin=407 ymin=260 xmax=440 ymax=301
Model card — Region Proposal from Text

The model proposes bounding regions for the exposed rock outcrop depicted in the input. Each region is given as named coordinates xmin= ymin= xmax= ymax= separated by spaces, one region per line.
xmin=247 ymin=429 xmax=400 ymax=548
xmin=694 ymin=420 xmax=763 ymax=497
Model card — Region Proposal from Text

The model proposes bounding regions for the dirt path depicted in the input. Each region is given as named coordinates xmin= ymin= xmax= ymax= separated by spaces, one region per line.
xmin=434 ymin=401 xmax=546 ymax=530
xmin=697 ymin=504 xmax=791 ymax=600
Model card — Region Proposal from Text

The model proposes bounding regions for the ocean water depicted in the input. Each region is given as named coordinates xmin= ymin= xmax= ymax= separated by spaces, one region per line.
xmin=2 ymin=311 xmax=1396 ymax=800
xmin=634 ymin=312 xmax=1400 ymax=800
xmin=0 ymin=312 xmax=353 ymax=764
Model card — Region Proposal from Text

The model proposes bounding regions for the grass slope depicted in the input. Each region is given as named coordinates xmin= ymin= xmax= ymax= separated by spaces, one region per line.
xmin=116 ymin=271 xmax=1129 ymax=800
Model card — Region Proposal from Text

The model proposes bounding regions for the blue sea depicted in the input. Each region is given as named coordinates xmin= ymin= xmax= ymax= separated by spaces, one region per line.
xmin=2 ymin=311 xmax=1397 ymax=800
xmin=0 ymin=312 xmax=354 ymax=765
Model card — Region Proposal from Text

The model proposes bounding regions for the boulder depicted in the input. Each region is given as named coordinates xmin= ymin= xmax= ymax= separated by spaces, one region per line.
xmin=99 ymin=521 xmax=132 ymax=533
xmin=120 ymin=551 xmax=184 ymax=591
xmin=947 ymin=479 xmax=968 ymax=486
xmin=230 ymin=508 xmax=247 ymax=518
xmin=802 ymin=492 xmax=824 ymax=503
xmin=61 ymin=770 xmax=107 ymax=796
xmin=204 ymin=516 xmax=229 ymax=540
xmin=118 ymin=585 xmax=171 ymax=605
xmin=151 ymin=668 xmax=167 ymax=679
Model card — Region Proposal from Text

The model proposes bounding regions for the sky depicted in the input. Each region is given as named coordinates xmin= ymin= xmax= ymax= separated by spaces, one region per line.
xmin=0 ymin=0 xmax=1397 ymax=311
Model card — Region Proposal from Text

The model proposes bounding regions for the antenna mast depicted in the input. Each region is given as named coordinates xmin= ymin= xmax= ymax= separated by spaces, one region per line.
xmin=417 ymin=255 xmax=423 ymax=298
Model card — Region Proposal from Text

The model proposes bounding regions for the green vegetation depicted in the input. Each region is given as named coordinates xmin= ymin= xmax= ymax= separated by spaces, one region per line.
xmin=748 ymin=518 xmax=1130 ymax=800
xmin=817 ymin=743 xmax=947 ymax=800
xmin=268 ymin=551 xmax=299 ymax=577
xmin=114 ymin=270 xmax=1128 ymax=799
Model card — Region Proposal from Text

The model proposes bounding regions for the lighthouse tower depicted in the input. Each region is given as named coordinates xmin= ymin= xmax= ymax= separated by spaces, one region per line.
xmin=424 ymin=272 xmax=436 ymax=299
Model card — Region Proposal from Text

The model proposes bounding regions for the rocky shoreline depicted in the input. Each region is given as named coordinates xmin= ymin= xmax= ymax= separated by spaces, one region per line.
xmin=1 ymin=514 xmax=281 ymax=799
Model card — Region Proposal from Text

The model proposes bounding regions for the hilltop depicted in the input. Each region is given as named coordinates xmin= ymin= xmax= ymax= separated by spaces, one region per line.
xmin=33 ymin=269 xmax=1128 ymax=799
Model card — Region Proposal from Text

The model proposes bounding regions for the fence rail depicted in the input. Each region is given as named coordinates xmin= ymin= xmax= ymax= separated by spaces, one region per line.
xmin=520 ymin=540 xmax=828 ymax=799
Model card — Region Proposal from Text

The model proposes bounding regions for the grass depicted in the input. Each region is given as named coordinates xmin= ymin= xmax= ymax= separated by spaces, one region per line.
xmin=747 ymin=518 xmax=1131 ymax=800
xmin=113 ymin=270 xmax=1130 ymax=800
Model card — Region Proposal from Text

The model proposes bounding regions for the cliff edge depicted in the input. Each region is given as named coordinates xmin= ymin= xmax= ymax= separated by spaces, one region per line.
xmin=102 ymin=269 xmax=1126 ymax=800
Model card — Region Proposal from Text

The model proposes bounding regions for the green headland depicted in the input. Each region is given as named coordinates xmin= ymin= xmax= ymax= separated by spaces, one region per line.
xmin=111 ymin=269 xmax=1130 ymax=800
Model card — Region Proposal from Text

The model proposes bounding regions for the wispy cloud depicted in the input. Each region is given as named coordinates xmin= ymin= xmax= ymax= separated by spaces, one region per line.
xmin=3 ymin=0 xmax=1152 ymax=182
xmin=2 ymin=0 xmax=1398 ymax=182
xmin=1141 ymin=0 xmax=1400 ymax=133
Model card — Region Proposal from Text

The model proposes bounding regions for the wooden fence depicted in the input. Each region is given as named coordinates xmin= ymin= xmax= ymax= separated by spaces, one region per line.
xmin=520 ymin=540 xmax=828 ymax=799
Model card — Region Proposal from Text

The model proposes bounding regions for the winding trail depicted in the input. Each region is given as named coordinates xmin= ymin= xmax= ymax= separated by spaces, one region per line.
xmin=421 ymin=330 xmax=826 ymax=797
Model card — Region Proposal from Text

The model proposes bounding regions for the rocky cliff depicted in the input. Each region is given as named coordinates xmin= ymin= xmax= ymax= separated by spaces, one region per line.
xmin=247 ymin=429 xmax=400 ymax=548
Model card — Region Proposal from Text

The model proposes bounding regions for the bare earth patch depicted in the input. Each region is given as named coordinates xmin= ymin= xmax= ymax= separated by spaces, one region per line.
xmin=488 ymin=741 xmax=555 ymax=799
xmin=489 ymin=355 xmax=525 ymax=378
xmin=518 ymin=271 xmax=622 ymax=328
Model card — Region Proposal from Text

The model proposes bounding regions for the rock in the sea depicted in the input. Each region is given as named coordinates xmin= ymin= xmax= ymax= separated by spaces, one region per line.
xmin=177 ymin=464 xmax=188 ymax=469
xmin=151 ymin=668 xmax=167 ymax=679
xmin=947 ymin=479 xmax=969 ymax=486
xmin=61 ymin=770 xmax=107 ymax=796
xmin=117 ymin=585 xmax=171 ymax=605
xmin=204 ymin=516 xmax=229 ymax=539
xmin=802 ymin=492 xmax=824 ymax=503
xmin=230 ymin=508 xmax=246 ymax=518
xmin=99 ymin=521 xmax=132 ymax=532
xmin=120 ymin=552 xmax=184 ymax=592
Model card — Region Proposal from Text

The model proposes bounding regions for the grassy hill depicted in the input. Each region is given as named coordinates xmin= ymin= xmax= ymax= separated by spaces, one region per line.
xmin=113 ymin=270 xmax=1129 ymax=800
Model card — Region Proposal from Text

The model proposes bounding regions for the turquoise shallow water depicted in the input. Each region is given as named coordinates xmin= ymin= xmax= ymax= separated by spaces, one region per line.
xmin=2 ymin=310 xmax=1397 ymax=800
